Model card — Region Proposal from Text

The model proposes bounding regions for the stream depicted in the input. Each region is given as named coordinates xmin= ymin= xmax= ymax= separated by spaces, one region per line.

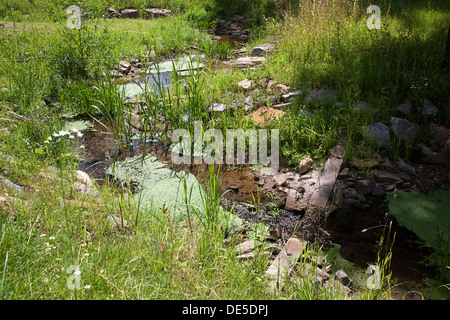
xmin=72 ymin=113 xmax=441 ymax=299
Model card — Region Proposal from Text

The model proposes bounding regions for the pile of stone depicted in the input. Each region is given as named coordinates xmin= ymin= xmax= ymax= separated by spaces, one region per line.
xmin=110 ymin=59 xmax=144 ymax=78
xmin=104 ymin=7 xmax=173 ymax=19
xmin=233 ymin=237 xmax=352 ymax=296
xmin=214 ymin=14 xmax=251 ymax=41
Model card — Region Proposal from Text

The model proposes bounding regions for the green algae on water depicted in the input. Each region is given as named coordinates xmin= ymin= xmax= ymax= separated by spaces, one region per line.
xmin=387 ymin=189 xmax=450 ymax=250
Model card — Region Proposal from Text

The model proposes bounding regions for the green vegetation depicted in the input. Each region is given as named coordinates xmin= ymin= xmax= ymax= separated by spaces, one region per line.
xmin=1 ymin=0 xmax=449 ymax=300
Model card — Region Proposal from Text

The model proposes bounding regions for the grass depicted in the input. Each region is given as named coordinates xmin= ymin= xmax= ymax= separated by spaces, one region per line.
xmin=1 ymin=0 xmax=449 ymax=300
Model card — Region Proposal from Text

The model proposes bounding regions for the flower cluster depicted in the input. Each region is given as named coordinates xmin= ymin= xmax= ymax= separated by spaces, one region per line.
xmin=44 ymin=128 xmax=83 ymax=144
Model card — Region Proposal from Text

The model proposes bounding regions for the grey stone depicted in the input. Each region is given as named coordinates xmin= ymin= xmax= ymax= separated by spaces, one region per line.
xmin=245 ymin=95 xmax=254 ymax=107
xmin=0 ymin=176 xmax=23 ymax=193
xmin=297 ymin=108 xmax=315 ymax=119
xmin=299 ymin=156 xmax=313 ymax=174
xmin=338 ymin=167 xmax=349 ymax=178
xmin=304 ymin=89 xmax=337 ymax=104
xmin=75 ymin=170 xmax=93 ymax=188
xmin=236 ymin=240 xmax=256 ymax=255
xmin=430 ymin=123 xmax=450 ymax=148
xmin=272 ymin=102 xmax=292 ymax=110
xmin=106 ymin=8 xmax=121 ymax=18
xmin=354 ymin=180 xmax=374 ymax=195
xmin=371 ymin=184 xmax=386 ymax=199
xmin=389 ymin=117 xmax=420 ymax=142
xmin=145 ymin=8 xmax=172 ymax=19
xmin=238 ymin=78 xmax=252 ymax=90
xmin=107 ymin=215 xmax=128 ymax=228
xmin=398 ymin=158 xmax=417 ymax=177
xmin=357 ymin=101 xmax=368 ymax=112
xmin=251 ymin=43 xmax=274 ymax=57
xmin=422 ymin=99 xmax=438 ymax=116
xmin=397 ymin=101 xmax=411 ymax=115
xmin=373 ymin=171 xmax=403 ymax=184
xmin=366 ymin=122 xmax=390 ymax=148
xmin=335 ymin=269 xmax=353 ymax=288
xmin=343 ymin=188 xmax=366 ymax=202
xmin=232 ymin=56 xmax=266 ymax=68
xmin=274 ymin=84 xmax=291 ymax=95
xmin=281 ymin=91 xmax=302 ymax=102
xmin=120 ymin=8 xmax=139 ymax=19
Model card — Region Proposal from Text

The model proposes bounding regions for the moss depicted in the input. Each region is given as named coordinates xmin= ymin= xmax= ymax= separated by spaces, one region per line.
xmin=323 ymin=243 xmax=367 ymax=289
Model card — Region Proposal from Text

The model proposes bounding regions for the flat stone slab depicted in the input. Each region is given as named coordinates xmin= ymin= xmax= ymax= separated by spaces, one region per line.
xmin=232 ymin=56 xmax=266 ymax=68
xmin=285 ymin=189 xmax=303 ymax=211
xmin=265 ymin=237 xmax=307 ymax=291
xmin=308 ymin=154 xmax=343 ymax=208
xmin=245 ymin=107 xmax=285 ymax=125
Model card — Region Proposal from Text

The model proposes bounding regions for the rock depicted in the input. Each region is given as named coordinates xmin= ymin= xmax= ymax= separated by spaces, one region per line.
xmin=357 ymin=101 xmax=368 ymax=112
xmin=333 ymin=188 xmax=344 ymax=207
xmin=338 ymin=167 xmax=349 ymax=178
xmin=418 ymin=144 xmax=440 ymax=164
xmin=297 ymin=108 xmax=315 ymax=119
xmin=299 ymin=156 xmax=313 ymax=174
xmin=209 ymin=103 xmax=227 ymax=112
xmin=389 ymin=117 xmax=420 ymax=142
xmin=75 ymin=170 xmax=93 ymax=188
xmin=285 ymin=189 xmax=303 ymax=212
xmin=106 ymin=8 xmax=121 ymax=18
xmin=236 ymin=240 xmax=256 ymax=255
xmin=384 ymin=183 xmax=397 ymax=192
xmin=273 ymin=173 xmax=288 ymax=186
xmin=145 ymin=8 xmax=172 ymax=19
xmin=232 ymin=56 xmax=266 ymax=68
xmin=266 ymin=80 xmax=276 ymax=91
xmin=107 ymin=215 xmax=128 ymax=228
xmin=334 ymin=269 xmax=353 ymax=288
xmin=266 ymin=95 xmax=277 ymax=105
xmin=343 ymin=188 xmax=366 ymax=202
xmin=75 ymin=183 xmax=99 ymax=198
xmin=245 ymin=96 xmax=254 ymax=108
xmin=281 ymin=91 xmax=302 ymax=102
xmin=245 ymin=107 xmax=285 ymax=126
xmin=372 ymin=171 xmax=403 ymax=184
xmin=366 ymin=122 xmax=390 ymax=148
xmin=430 ymin=123 xmax=450 ymax=148
xmin=0 ymin=176 xmax=23 ymax=193
xmin=354 ymin=180 xmax=374 ymax=195
xmin=236 ymin=252 xmax=256 ymax=260
xmin=397 ymin=101 xmax=411 ymax=115
xmin=119 ymin=60 xmax=131 ymax=70
xmin=120 ymin=8 xmax=140 ymax=19
xmin=304 ymin=89 xmax=337 ymax=104
xmin=371 ymin=184 xmax=386 ymax=199
xmin=422 ymin=99 xmax=438 ymax=116
xmin=397 ymin=158 xmax=417 ymax=177
xmin=274 ymin=84 xmax=290 ymax=96
xmin=251 ymin=43 xmax=274 ymax=56
xmin=238 ymin=79 xmax=252 ymax=90
xmin=110 ymin=70 xmax=123 ymax=78
xmin=272 ymin=102 xmax=292 ymax=110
